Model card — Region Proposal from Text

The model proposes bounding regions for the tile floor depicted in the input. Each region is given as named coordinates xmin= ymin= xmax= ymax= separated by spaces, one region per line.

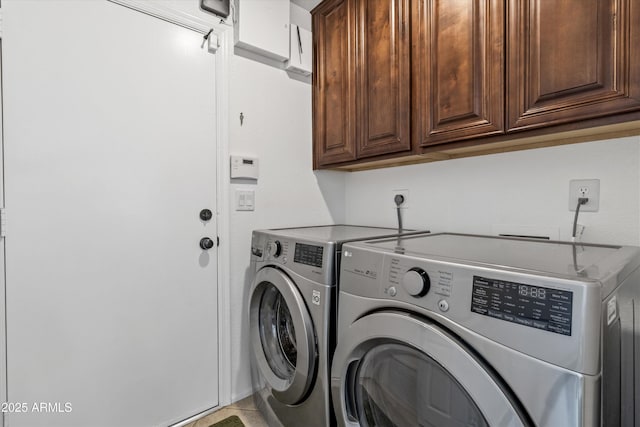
xmin=185 ymin=396 xmax=269 ymax=427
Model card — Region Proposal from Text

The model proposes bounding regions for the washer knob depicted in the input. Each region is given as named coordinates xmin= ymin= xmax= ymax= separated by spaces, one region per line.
xmin=402 ymin=268 xmax=431 ymax=297
xmin=267 ymin=240 xmax=282 ymax=258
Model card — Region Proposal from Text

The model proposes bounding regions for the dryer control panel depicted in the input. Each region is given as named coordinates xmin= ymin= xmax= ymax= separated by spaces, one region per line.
xmin=251 ymin=230 xmax=335 ymax=285
xmin=294 ymin=243 xmax=324 ymax=268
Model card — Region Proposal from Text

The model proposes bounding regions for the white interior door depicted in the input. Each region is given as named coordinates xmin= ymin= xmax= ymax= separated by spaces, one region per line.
xmin=3 ymin=1 xmax=219 ymax=426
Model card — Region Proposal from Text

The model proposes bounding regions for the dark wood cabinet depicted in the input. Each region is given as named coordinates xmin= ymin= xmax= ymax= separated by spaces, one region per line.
xmin=412 ymin=0 xmax=505 ymax=147
xmin=356 ymin=0 xmax=411 ymax=157
xmin=313 ymin=0 xmax=357 ymax=168
xmin=312 ymin=0 xmax=640 ymax=170
xmin=313 ymin=0 xmax=410 ymax=167
xmin=507 ymin=0 xmax=640 ymax=132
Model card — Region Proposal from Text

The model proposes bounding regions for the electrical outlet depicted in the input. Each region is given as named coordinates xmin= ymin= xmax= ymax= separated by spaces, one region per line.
xmin=569 ymin=179 xmax=600 ymax=212
xmin=392 ymin=189 xmax=409 ymax=209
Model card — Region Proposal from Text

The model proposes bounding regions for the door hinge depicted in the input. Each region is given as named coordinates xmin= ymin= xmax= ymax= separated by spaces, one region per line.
xmin=216 ymin=236 xmax=220 ymax=247
xmin=0 ymin=208 xmax=6 ymax=238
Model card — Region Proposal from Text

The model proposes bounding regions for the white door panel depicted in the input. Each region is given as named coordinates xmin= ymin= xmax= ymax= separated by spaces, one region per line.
xmin=3 ymin=1 xmax=218 ymax=426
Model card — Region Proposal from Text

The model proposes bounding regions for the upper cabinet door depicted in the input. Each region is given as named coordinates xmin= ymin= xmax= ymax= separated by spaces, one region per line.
xmin=413 ymin=0 xmax=505 ymax=147
xmin=507 ymin=0 xmax=640 ymax=132
xmin=356 ymin=0 xmax=411 ymax=158
xmin=313 ymin=0 xmax=357 ymax=167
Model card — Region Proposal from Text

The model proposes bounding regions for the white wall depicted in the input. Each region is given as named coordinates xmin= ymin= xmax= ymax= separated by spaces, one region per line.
xmin=227 ymin=54 xmax=345 ymax=400
xmin=345 ymin=136 xmax=640 ymax=246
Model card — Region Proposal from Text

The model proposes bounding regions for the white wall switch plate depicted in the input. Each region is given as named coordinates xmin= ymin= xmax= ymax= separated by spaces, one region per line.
xmin=235 ymin=189 xmax=255 ymax=211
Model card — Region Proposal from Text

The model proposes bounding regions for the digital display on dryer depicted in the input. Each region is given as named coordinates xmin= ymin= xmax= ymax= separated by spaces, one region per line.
xmin=294 ymin=243 xmax=323 ymax=268
xmin=471 ymin=276 xmax=573 ymax=336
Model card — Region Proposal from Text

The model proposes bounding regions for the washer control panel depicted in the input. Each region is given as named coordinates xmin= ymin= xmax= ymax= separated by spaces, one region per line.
xmin=266 ymin=240 xmax=282 ymax=258
xmin=387 ymin=257 xmax=452 ymax=300
xmin=402 ymin=268 xmax=431 ymax=297
xmin=340 ymin=246 xmax=580 ymax=338
xmin=471 ymin=276 xmax=573 ymax=336
xmin=339 ymin=239 xmax=600 ymax=373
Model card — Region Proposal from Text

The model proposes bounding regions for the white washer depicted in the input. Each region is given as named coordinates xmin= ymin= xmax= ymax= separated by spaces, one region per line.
xmin=249 ymin=225 xmax=426 ymax=427
xmin=332 ymin=233 xmax=640 ymax=427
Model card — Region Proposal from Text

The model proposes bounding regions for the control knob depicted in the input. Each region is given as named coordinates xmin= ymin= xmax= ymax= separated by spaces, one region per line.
xmin=402 ymin=268 xmax=430 ymax=297
xmin=267 ymin=240 xmax=282 ymax=258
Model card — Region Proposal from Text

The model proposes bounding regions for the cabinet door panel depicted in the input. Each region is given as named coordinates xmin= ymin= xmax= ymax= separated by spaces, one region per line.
xmin=413 ymin=0 xmax=505 ymax=146
xmin=507 ymin=0 xmax=640 ymax=131
xmin=313 ymin=0 xmax=357 ymax=167
xmin=357 ymin=0 xmax=411 ymax=158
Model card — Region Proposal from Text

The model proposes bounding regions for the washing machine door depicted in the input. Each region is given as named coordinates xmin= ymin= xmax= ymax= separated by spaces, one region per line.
xmin=332 ymin=311 xmax=531 ymax=427
xmin=250 ymin=266 xmax=317 ymax=405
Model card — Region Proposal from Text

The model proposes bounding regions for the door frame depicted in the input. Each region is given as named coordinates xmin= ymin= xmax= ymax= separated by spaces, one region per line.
xmin=0 ymin=34 xmax=7 ymax=427
xmin=0 ymin=2 xmax=233 ymax=426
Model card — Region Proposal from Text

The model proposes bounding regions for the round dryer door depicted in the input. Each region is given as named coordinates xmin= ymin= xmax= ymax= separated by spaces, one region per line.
xmin=250 ymin=266 xmax=317 ymax=405
xmin=331 ymin=311 xmax=532 ymax=427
